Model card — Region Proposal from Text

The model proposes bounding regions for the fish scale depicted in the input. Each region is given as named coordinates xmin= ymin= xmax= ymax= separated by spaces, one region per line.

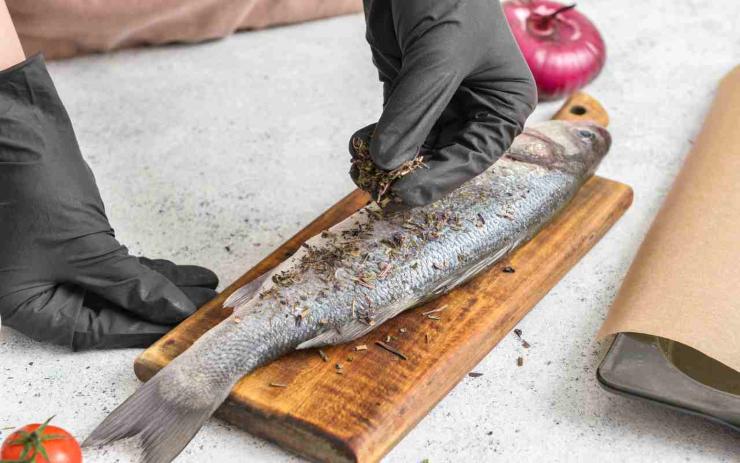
xmin=84 ymin=119 xmax=611 ymax=463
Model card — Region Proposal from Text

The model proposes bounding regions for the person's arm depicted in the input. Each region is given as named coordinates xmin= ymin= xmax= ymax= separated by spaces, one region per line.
xmin=0 ymin=2 xmax=219 ymax=350
xmin=351 ymin=0 xmax=537 ymax=208
xmin=0 ymin=0 xmax=24 ymax=69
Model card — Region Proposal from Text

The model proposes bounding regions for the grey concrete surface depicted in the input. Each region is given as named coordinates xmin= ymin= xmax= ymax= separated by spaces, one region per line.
xmin=1 ymin=1 xmax=739 ymax=461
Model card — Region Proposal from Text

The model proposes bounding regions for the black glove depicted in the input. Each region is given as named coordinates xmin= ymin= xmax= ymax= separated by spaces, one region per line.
xmin=0 ymin=56 xmax=219 ymax=350
xmin=351 ymin=0 xmax=537 ymax=208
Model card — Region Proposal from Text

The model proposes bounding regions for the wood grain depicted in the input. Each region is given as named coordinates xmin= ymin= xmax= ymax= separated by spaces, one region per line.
xmin=135 ymin=93 xmax=630 ymax=463
xmin=553 ymin=91 xmax=610 ymax=126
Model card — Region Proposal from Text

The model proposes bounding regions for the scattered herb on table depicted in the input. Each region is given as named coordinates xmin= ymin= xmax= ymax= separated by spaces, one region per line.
xmin=375 ymin=341 xmax=408 ymax=360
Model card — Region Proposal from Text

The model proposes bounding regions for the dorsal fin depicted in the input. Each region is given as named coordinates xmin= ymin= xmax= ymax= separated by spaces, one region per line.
xmin=223 ymin=271 xmax=271 ymax=308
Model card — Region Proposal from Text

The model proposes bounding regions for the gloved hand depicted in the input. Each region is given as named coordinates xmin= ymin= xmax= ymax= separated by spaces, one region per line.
xmin=351 ymin=0 xmax=538 ymax=208
xmin=0 ymin=55 xmax=219 ymax=350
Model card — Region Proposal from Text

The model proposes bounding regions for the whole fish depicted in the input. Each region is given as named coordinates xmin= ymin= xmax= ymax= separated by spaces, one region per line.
xmin=84 ymin=120 xmax=610 ymax=462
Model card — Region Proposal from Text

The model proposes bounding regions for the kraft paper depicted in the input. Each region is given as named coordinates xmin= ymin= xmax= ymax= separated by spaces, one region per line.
xmin=598 ymin=65 xmax=740 ymax=373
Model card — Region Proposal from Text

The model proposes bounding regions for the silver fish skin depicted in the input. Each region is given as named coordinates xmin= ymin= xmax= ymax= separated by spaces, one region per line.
xmin=84 ymin=120 xmax=611 ymax=463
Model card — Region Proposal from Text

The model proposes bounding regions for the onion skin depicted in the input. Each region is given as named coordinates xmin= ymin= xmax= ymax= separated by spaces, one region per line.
xmin=503 ymin=0 xmax=606 ymax=101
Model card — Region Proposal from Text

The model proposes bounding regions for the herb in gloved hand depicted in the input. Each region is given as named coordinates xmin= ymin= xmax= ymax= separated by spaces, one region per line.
xmin=351 ymin=0 xmax=537 ymax=209
xmin=350 ymin=132 xmax=425 ymax=208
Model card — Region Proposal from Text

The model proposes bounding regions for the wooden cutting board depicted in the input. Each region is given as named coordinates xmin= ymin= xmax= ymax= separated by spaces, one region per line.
xmin=135 ymin=93 xmax=632 ymax=463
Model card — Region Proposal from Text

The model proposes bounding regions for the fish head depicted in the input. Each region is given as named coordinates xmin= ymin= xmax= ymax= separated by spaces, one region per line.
xmin=507 ymin=121 xmax=611 ymax=178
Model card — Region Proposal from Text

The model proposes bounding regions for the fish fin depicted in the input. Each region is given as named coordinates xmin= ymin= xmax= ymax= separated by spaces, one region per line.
xmin=296 ymin=297 xmax=420 ymax=350
xmin=223 ymin=271 xmax=271 ymax=308
xmin=429 ymin=238 xmax=521 ymax=296
xmin=83 ymin=367 xmax=228 ymax=463
xmin=296 ymin=319 xmax=375 ymax=349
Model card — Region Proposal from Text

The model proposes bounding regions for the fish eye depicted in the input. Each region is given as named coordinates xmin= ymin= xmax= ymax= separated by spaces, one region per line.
xmin=577 ymin=129 xmax=596 ymax=140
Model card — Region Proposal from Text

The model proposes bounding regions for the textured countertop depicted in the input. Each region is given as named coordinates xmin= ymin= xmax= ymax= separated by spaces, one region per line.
xmin=1 ymin=1 xmax=738 ymax=461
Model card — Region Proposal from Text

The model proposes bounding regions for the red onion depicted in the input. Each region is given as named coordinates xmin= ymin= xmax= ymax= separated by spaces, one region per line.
xmin=503 ymin=0 xmax=606 ymax=101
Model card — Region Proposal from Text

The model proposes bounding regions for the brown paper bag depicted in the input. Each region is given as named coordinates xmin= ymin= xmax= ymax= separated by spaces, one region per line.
xmin=598 ymin=66 xmax=740 ymax=373
xmin=7 ymin=0 xmax=363 ymax=60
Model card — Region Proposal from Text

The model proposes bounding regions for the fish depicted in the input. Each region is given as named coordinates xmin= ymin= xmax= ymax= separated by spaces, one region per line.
xmin=83 ymin=120 xmax=611 ymax=462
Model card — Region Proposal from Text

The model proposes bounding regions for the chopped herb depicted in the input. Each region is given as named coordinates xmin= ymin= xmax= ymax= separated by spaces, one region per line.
xmin=378 ymin=262 xmax=393 ymax=279
xmin=432 ymin=261 xmax=447 ymax=270
xmin=468 ymin=372 xmax=484 ymax=378
xmin=318 ymin=350 xmax=329 ymax=362
xmin=375 ymin=341 xmax=408 ymax=360
xmin=270 ymin=382 xmax=288 ymax=388
xmin=513 ymin=328 xmax=531 ymax=348
xmin=353 ymin=276 xmax=376 ymax=289
xmin=351 ymin=135 xmax=426 ymax=206
xmin=516 ymin=357 xmax=524 ymax=367
xmin=503 ymin=266 xmax=516 ymax=273
xmin=422 ymin=305 xmax=447 ymax=316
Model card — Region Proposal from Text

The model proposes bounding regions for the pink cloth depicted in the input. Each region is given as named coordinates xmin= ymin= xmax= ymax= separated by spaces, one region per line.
xmin=7 ymin=0 xmax=362 ymax=59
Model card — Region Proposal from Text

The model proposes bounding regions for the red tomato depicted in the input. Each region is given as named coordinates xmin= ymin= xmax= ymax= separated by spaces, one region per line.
xmin=0 ymin=417 xmax=81 ymax=463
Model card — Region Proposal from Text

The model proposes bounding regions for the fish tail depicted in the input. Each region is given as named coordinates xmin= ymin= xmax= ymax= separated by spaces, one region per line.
xmin=83 ymin=360 xmax=233 ymax=463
